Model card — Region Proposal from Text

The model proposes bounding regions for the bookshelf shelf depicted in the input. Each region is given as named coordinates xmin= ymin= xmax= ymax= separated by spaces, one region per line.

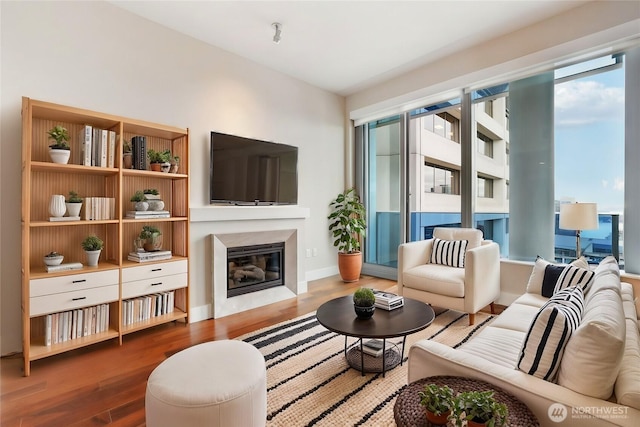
xmin=21 ymin=97 xmax=190 ymax=376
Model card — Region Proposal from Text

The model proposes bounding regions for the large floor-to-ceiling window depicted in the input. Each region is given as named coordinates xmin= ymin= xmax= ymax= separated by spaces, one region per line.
xmin=356 ymin=50 xmax=636 ymax=277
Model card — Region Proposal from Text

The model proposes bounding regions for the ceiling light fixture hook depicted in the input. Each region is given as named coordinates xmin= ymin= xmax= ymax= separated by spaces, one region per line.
xmin=272 ymin=22 xmax=282 ymax=44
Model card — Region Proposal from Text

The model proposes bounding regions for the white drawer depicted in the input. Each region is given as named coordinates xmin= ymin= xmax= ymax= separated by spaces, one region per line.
xmin=30 ymin=270 xmax=119 ymax=297
xmin=30 ymin=285 xmax=119 ymax=316
xmin=122 ymin=273 xmax=187 ymax=299
xmin=122 ymin=260 xmax=188 ymax=283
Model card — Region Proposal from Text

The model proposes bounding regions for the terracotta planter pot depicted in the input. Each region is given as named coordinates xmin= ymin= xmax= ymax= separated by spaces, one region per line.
xmin=123 ymin=152 xmax=133 ymax=169
xmin=150 ymin=163 xmax=162 ymax=172
xmin=338 ymin=251 xmax=362 ymax=282
xmin=425 ymin=409 xmax=451 ymax=425
xmin=467 ymin=419 xmax=487 ymax=427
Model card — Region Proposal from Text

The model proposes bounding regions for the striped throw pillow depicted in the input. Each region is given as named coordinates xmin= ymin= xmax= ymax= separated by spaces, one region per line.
xmin=553 ymin=265 xmax=595 ymax=295
xmin=517 ymin=286 xmax=584 ymax=382
xmin=429 ymin=238 xmax=468 ymax=268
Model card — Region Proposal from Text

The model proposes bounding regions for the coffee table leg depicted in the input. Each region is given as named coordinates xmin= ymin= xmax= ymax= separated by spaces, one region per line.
xmin=382 ymin=339 xmax=387 ymax=377
xmin=344 ymin=335 xmax=348 ymax=358
xmin=400 ymin=336 xmax=407 ymax=366
xmin=359 ymin=339 xmax=365 ymax=376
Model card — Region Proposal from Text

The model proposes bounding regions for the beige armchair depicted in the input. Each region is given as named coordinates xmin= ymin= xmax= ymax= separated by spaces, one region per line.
xmin=397 ymin=227 xmax=500 ymax=325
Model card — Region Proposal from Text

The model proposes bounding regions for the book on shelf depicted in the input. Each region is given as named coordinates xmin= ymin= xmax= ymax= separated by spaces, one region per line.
xmin=362 ymin=339 xmax=385 ymax=357
xmin=107 ymin=130 xmax=116 ymax=168
xmin=46 ymin=262 xmax=83 ymax=272
xmin=49 ymin=216 xmax=81 ymax=222
xmin=126 ymin=210 xmax=170 ymax=218
xmin=132 ymin=136 xmax=147 ymax=170
xmin=79 ymin=124 xmax=92 ymax=166
xmin=128 ymin=250 xmax=172 ymax=262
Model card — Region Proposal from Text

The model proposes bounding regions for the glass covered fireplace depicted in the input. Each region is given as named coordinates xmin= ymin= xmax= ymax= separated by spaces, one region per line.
xmin=227 ymin=242 xmax=284 ymax=297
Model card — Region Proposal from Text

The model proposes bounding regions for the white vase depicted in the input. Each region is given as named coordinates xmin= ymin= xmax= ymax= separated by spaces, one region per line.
xmin=49 ymin=195 xmax=66 ymax=217
xmin=65 ymin=202 xmax=82 ymax=217
xmin=49 ymin=148 xmax=70 ymax=164
xmin=85 ymin=249 xmax=101 ymax=267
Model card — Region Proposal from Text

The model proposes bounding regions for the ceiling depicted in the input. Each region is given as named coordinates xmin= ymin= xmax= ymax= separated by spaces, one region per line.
xmin=109 ymin=1 xmax=588 ymax=96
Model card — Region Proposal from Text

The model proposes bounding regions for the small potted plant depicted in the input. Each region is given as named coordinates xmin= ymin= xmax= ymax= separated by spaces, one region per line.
xmin=418 ymin=383 xmax=454 ymax=425
xmin=130 ymin=190 xmax=148 ymax=211
xmin=140 ymin=225 xmax=162 ymax=251
xmin=43 ymin=251 xmax=64 ymax=266
xmin=143 ymin=188 xmax=164 ymax=210
xmin=123 ymin=139 xmax=133 ymax=169
xmin=169 ymin=155 xmax=180 ymax=173
xmin=353 ymin=287 xmax=376 ymax=319
xmin=450 ymin=390 xmax=508 ymax=427
xmin=47 ymin=125 xmax=71 ymax=164
xmin=328 ymin=188 xmax=366 ymax=282
xmin=81 ymin=235 xmax=104 ymax=267
xmin=147 ymin=149 xmax=171 ymax=172
xmin=65 ymin=191 xmax=83 ymax=218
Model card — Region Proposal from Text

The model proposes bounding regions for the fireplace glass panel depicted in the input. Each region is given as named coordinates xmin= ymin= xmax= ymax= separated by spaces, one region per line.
xmin=227 ymin=242 xmax=284 ymax=297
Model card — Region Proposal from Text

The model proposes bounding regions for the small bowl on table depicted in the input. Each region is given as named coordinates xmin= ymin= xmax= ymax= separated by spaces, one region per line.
xmin=43 ymin=254 xmax=64 ymax=266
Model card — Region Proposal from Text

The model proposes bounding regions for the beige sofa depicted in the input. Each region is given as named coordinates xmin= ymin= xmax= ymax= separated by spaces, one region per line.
xmin=407 ymin=256 xmax=640 ymax=426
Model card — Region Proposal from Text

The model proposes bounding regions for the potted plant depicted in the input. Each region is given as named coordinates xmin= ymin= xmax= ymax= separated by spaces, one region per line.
xmin=147 ymin=149 xmax=171 ymax=172
xmin=450 ymin=390 xmax=508 ymax=427
xmin=81 ymin=235 xmax=103 ymax=267
xmin=43 ymin=251 xmax=64 ymax=266
xmin=328 ymin=188 xmax=366 ymax=282
xmin=65 ymin=191 xmax=83 ymax=217
xmin=418 ymin=383 xmax=454 ymax=425
xmin=47 ymin=125 xmax=71 ymax=164
xmin=123 ymin=139 xmax=133 ymax=169
xmin=169 ymin=155 xmax=180 ymax=173
xmin=140 ymin=225 xmax=162 ymax=251
xmin=143 ymin=188 xmax=164 ymax=210
xmin=130 ymin=190 xmax=148 ymax=211
xmin=352 ymin=287 xmax=375 ymax=319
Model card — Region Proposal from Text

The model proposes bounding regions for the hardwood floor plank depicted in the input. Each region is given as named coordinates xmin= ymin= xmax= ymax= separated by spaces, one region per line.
xmin=0 ymin=275 xmax=394 ymax=426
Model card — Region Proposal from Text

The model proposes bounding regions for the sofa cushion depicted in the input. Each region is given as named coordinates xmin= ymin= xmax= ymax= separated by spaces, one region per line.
xmin=553 ymin=264 xmax=595 ymax=295
xmin=557 ymin=283 xmax=625 ymax=399
xmin=527 ymin=256 xmax=588 ymax=295
xmin=615 ymin=318 xmax=640 ymax=410
xmin=402 ymin=264 xmax=465 ymax=297
xmin=460 ymin=327 xmax=526 ymax=369
xmin=433 ymin=227 xmax=482 ymax=249
xmin=517 ymin=286 xmax=584 ymax=382
xmin=429 ymin=238 xmax=468 ymax=268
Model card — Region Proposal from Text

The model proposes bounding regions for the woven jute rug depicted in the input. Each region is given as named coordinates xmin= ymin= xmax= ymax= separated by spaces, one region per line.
xmin=237 ymin=300 xmax=495 ymax=427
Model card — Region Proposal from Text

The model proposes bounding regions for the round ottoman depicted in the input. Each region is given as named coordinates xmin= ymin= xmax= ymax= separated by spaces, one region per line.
xmin=145 ymin=340 xmax=266 ymax=427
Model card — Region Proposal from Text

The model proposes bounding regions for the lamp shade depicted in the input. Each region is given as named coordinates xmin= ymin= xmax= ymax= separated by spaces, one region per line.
xmin=559 ymin=202 xmax=598 ymax=231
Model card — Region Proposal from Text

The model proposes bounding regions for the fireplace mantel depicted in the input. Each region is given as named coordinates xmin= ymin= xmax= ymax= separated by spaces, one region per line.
xmin=191 ymin=205 xmax=310 ymax=222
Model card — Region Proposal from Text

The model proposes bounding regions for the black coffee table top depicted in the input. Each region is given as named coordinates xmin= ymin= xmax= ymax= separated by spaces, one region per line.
xmin=316 ymin=295 xmax=435 ymax=339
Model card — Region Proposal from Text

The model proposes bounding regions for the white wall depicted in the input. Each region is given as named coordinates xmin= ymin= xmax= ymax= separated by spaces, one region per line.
xmin=0 ymin=1 xmax=344 ymax=355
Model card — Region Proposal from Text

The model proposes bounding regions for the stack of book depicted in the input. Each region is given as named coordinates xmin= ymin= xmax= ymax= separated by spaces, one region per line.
xmin=131 ymin=136 xmax=147 ymax=170
xmin=372 ymin=289 xmax=404 ymax=311
xmin=126 ymin=210 xmax=170 ymax=219
xmin=128 ymin=250 xmax=172 ymax=263
xmin=362 ymin=339 xmax=385 ymax=357
xmin=46 ymin=262 xmax=83 ymax=273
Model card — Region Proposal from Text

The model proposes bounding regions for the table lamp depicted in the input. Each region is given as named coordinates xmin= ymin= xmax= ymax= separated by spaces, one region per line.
xmin=559 ymin=202 xmax=598 ymax=258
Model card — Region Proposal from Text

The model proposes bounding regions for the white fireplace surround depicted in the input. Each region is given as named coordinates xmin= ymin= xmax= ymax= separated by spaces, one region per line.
xmin=192 ymin=205 xmax=309 ymax=319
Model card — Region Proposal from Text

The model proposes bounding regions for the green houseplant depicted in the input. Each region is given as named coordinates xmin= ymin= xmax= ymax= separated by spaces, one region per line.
xmin=140 ymin=225 xmax=162 ymax=251
xmin=450 ymin=390 xmax=508 ymax=427
xmin=47 ymin=125 xmax=71 ymax=164
xmin=65 ymin=191 xmax=83 ymax=217
xmin=352 ymin=287 xmax=375 ymax=318
xmin=81 ymin=235 xmax=103 ymax=267
xmin=130 ymin=190 xmax=148 ymax=211
xmin=328 ymin=188 xmax=366 ymax=282
xmin=418 ymin=383 xmax=454 ymax=425
xmin=147 ymin=149 xmax=171 ymax=172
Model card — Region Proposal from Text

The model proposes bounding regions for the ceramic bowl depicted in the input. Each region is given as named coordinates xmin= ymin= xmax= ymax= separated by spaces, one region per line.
xmin=43 ymin=255 xmax=64 ymax=266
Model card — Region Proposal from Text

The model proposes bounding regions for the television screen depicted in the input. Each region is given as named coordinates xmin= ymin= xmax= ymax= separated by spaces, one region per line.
xmin=210 ymin=131 xmax=298 ymax=205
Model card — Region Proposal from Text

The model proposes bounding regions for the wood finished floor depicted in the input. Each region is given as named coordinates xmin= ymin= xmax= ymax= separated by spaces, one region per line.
xmin=0 ymin=275 xmax=396 ymax=427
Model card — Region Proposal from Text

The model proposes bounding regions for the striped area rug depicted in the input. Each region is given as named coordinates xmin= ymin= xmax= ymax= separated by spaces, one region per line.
xmin=238 ymin=306 xmax=495 ymax=427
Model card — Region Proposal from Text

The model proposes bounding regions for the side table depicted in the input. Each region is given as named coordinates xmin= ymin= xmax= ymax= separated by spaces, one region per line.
xmin=394 ymin=376 xmax=539 ymax=426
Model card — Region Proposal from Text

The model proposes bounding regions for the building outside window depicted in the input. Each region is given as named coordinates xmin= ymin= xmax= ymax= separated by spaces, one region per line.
xmin=477 ymin=131 xmax=494 ymax=158
xmin=478 ymin=176 xmax=494 ymax=198
xmin=425 ymin=163 xmax=459 ymax=194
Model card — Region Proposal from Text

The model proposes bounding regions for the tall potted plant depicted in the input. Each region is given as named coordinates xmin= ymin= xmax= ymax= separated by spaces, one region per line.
xmin=328 ymin=188 xmax=366 ymax=282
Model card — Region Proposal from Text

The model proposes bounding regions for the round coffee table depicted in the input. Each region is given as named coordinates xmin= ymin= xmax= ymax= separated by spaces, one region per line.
xmin=394 ymin=376 xmax=539 ymax=426
xmin=316 ymin=295 xmax=434 ymax=376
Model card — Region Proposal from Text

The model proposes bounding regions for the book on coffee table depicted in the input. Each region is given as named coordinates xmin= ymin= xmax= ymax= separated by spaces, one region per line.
xmin=371 ymin=289 xmax=404 ymax=310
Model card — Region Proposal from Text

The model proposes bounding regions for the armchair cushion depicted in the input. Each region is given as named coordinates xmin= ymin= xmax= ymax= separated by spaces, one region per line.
xmin=429 ymin=238 xmax=468 ymax=268
xmin=403 ymin=263 xmax=465 ymax=297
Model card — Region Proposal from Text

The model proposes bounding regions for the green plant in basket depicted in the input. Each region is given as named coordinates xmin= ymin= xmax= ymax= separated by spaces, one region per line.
xmin=450 ymin=390 xmax=508 ymax=427
xmin=418 ymin=383 xmax=454 ymax=416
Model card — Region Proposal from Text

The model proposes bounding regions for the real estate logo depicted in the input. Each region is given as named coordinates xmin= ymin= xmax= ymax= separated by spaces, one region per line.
xmin=548 ymin=403 xmax=568 ymax=422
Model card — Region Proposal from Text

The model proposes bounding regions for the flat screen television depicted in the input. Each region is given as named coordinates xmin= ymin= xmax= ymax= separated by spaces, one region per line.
xmin=210 ymin=131 xmax=298 ymax=205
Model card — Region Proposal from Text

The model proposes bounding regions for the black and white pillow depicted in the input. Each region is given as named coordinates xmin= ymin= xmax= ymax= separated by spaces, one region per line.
xmin=429 ymin=238 xmax=468 ymax=268
xmin=517 ymin=286 xmax=584 ymax=382
xmin=553 ymin=265 xmax=595 ymax=295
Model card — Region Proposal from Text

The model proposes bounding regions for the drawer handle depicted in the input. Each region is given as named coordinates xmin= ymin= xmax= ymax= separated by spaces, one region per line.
xmin=151 ymin=268 xmax=162 ymax=272
xmin=151 ymin=282 xmax=162 ymax=286
xmin=72 ymin=297 xmax=87 ymax=301
xmin=72 ymin=279 xmax=87 ymax=284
